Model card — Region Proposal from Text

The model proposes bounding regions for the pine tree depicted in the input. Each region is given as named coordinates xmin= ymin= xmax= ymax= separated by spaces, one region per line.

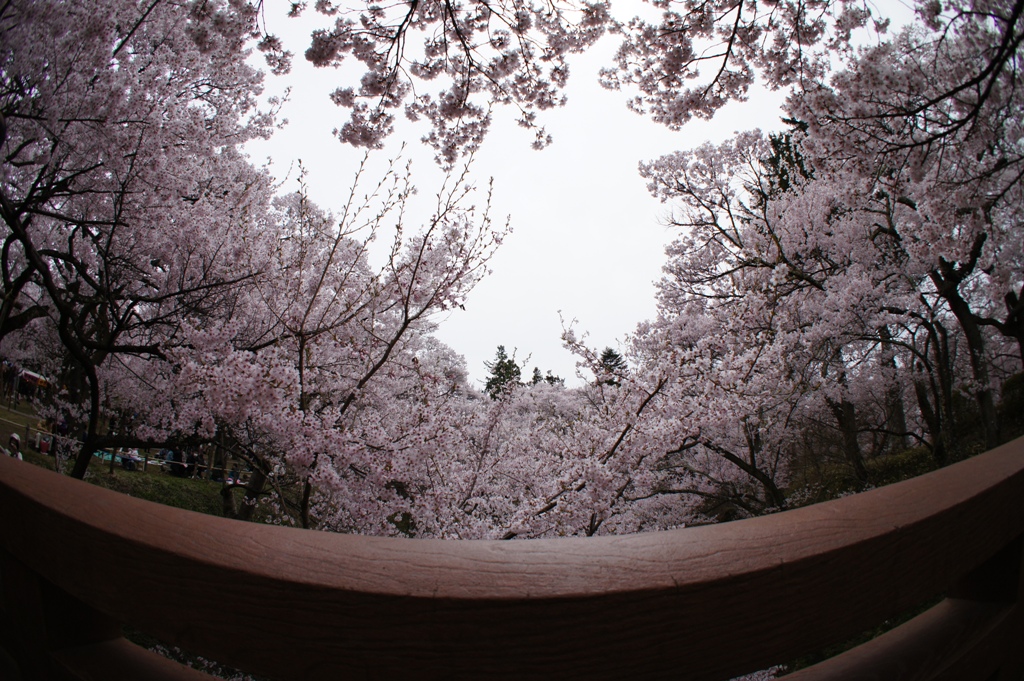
xmin=530 ymin=367 xmax=564 ymax=387
xmin=484 ymin=346 xmax=522 ymax=399
xmin=598 ymin=348 xmax=627 ymax=386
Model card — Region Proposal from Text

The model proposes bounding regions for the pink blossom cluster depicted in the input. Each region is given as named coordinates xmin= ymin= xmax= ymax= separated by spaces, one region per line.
xmin=299 ymin=0 xmax=610 ymax=165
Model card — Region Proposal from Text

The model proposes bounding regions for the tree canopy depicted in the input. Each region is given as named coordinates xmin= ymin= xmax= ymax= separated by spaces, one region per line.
xmin=1 ymin=0 xmax=1021 ymax=547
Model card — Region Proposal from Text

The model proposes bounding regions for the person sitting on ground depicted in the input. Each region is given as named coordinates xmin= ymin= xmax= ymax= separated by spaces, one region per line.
xmin=168 ymin=449 xmax=187 ymax=477
xmin=5 ymin=433 xmax=22 ymax=460
xmin=120 ymin=448 xmax=141 ymax=471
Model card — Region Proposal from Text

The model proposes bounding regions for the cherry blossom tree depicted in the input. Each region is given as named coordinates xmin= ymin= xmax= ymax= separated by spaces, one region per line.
xmin=783 ymin=3 xmax=1024 ymax=449
xmin=634 ymin=2 xmax=1023 ymax=482
xmin=108 ymin=155 xmax=508 ymax=530
xmin=599 ymin=0 xmax=879 ymax=128
xmin=299 ymin=0 xmax=610 ymax=165
xmin=289 ymin=1 xmax=895 ymax=165
xmin=0 ymin=0 xmax=290 ymax=476
xmin=1 ymin=0 xmax=519 ymax=539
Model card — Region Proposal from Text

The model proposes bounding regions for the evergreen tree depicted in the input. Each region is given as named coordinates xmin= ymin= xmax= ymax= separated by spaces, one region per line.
xmin=530 ymin=367 xmax=564 ymax=387
xmin=598 ymin=348 xmax=627 ymax=386
xmin=484 ymin=346 xmax=522 ymax=399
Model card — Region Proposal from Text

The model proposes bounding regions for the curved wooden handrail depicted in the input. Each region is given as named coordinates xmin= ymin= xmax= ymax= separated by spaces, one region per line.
xmin=1 ymin=436 xmax=1024 ymax=680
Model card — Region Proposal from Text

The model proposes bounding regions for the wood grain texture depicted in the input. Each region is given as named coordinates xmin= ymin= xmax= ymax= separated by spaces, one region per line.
xmin=2 ymin=436 xmax=1024 ymax=680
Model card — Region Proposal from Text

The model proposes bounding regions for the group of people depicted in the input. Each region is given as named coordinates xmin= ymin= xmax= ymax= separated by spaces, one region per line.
xmin=3 ymin=429 xmax=235 ymax=485
xmin=158 ymin=448 xmax=206 ymax=479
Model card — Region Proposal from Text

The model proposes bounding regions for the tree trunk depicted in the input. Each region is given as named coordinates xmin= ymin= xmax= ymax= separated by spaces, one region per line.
xmin=879 ymin=327 xmax=909 ymax=452
xmin=827 ymin=398 xmax=869 ymax=485
xmin=939 ymin=282 xmax=1001 ymax=449
xmin=70 ymin=372 xmax=103 ymax=479
xmin=237 ymin=465 xmax=268 ymax=522
xmin=930 ymin=238 xmax=1001 ymax=449
xmin=300 ymin=479 xmax=313 ymax=529
xmin=1002 ymin=286 xmax=1024 ymax=368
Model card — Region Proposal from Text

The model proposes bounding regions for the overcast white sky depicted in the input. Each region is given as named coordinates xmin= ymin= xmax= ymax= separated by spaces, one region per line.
xmin=245 ymin=5 xmax=793 ymax=387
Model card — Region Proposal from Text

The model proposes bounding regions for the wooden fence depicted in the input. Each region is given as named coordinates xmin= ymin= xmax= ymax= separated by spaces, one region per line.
xmin=1 ymin=436 xmax=1023 ymax=680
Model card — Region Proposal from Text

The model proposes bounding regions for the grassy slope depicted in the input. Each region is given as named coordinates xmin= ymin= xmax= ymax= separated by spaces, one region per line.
xmin=18 ymin=448 xmax=226 ymax=516
xmin=2 ymin=402 xmax=224 ymax=517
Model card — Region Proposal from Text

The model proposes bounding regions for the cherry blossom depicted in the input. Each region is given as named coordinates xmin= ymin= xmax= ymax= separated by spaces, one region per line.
xmin=1 ymin=0 xmax=1020 ymax=561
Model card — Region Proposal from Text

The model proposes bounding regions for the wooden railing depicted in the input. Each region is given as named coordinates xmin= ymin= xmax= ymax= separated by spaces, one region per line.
xmin=1 ymin=437 xmax=1023 ymax=681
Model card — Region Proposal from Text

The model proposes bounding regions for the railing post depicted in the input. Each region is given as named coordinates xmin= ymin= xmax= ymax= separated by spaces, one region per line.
xmin=0 ymin=548 xmax=122 ymax=681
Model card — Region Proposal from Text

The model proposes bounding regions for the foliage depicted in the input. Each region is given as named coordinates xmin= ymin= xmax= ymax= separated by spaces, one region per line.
xmin=483 ymin=344 xmax=522 ymax=398
xmin=2 ymin=0 xmax=1022 ymax=546
xmin=530 ymin=366 xmax=564 ymax=386
xmin=596 ymin=347 xmax=626 ymax=386
xmin=299 ymin=0 xmax=610 ymax=165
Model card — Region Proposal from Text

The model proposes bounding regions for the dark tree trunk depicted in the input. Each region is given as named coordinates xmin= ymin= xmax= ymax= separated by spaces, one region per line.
xmin=879 ymin=326 xmax=909 ymax=452
xmin=929 ymin=236 xmax=1001 ymax=449
xmin=827 ymin=397 xmax=868 ymax=484
xmin=237 ymin=465 xmax=268 ymax=522
xmin=939 ymin=281 xmax=1000 ymax=449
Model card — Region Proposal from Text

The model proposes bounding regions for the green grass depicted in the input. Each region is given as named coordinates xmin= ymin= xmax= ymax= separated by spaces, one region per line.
xmin=5 ymin=417 xmax=280 ymax=526
xmin=86 ymin=463 xmax=225 ymax=516
xmin=3 ymin=400 xmax=227 ymax=519
xmin=18 ymin=447 xmax=226 ymax=516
